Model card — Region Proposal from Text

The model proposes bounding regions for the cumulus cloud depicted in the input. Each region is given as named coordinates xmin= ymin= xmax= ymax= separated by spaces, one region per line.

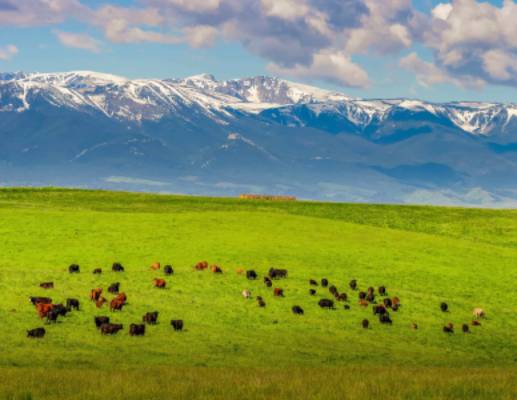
xmin=0 ymin=44 xmax=18 ymax=60
xmin=54 ymin=30 xmax=101 ymax=53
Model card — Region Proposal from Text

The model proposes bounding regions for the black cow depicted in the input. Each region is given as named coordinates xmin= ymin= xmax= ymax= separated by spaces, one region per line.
xmin=69 ymin=264 xmax=80 ymax=273
xmin=318 ymin=299 xmax=334 ymax=309
xmin=53 ymin=304 xmax=69 ymax=317
xmin=143 ymin=311 xmax=159 ymax=325
xmin=112 ymin=263 xmax=124 ymax=272
xmin=164 ymin=265 xmax=174 ymax=275
xmin=94 ymin=316 xmax=110 ymax=328
xmin=129 ymin=324 xmax=146 ymax=336
xmin=383 ymin=298 xmax=392 ymax=308
xmin=269 ymin=268 xmax=288 ymax=279
xmin=336 ymin=293 xmax=347 ymax=302
xmin=66 ymin=298 xmax=80 ymax=311
xmin=246 ymin=270 xmax=257 ymax=280
xmin=108 ymin=282 xmax=120 ymax=294
xmin=292 ymin=306 xmax=304 ymax=315
xmin=462 ymin=324 xmax=470 ymax=333
xmin=378 ymin=286 xmax=386 ymax=296
xmin=46 ymin=310 xmax=59 ymax=323
xmin=344 ymin=304 xmax=351 ymax=310
xmin=257 ymin=298 xmax=266 ymax=307
xmin=329 ymin=285 xmax=338 ymax=295
xmin=392 ymin=304 xmax=400 ymax=312
xmin=349 ymin=279 xmax=357 ymax=290
xmin=358 ymin=291 xmax=367 ymax=300
xmin=101 ymin=323 xmax=123 ymax=335
xmin=309 ymin=279 xmax=318 ymax=286
xmin=366 ymin=292 xmax=375 ymax=303
xmin=373 ymin=305 xmax=387 ymax=315
xmin=379 ymin=313 xmax=392 ymax=324
xmin=309 ymin=289 xmax=317 ymax=296
xmin=362 ymin=319 xmax=369 ymax=329
xmin=264 ymin=277 xmax=273 ymax=287
xmin=443 ymin=323 xmax=454 ymax=334
xmin=27 ymin=327 xmax=46 ymax=338
xmin=93 ymin=268 xmax=102 ymax=274
xmin=440 ymin=302 xmax=448 ymax=312
xmin=171 ymin=320 xmax=184 ymax=331
xmin=29 ymin=297 xmax=52 ymax=305
xmin=321 ymin=278 xmax=328 ymax=288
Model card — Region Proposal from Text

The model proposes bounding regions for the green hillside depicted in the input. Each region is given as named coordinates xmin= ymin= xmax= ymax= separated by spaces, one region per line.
xmin=0 ymin=189 xmax=515 ymax=399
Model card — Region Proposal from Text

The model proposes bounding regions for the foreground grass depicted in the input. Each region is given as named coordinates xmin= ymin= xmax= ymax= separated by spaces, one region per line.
xmin=0 ymin=188 xmax=516 ymax=398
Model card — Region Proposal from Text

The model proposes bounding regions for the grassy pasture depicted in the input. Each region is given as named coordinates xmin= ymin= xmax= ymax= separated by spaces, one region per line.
xmin=0 ymin=188 xmax=516 ymax=399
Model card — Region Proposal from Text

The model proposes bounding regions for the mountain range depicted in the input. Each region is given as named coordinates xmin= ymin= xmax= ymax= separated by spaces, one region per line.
xmin=1 ymin=70 xmax=517 ymax=206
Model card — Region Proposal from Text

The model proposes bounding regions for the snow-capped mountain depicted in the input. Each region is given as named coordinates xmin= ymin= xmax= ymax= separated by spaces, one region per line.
xmin=1 ymin=71 xmax=517 ymax=206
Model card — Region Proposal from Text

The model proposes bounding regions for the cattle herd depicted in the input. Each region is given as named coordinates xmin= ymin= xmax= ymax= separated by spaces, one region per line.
xmin=26 ymin=262 xmax=486 ymax=339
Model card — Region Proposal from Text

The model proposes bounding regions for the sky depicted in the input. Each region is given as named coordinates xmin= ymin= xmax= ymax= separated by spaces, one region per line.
xmin=0 ymin=0 xmax=516 ymax=103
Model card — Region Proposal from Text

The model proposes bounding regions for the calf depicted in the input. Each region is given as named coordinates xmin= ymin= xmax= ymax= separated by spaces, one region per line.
xmin=246 ymin=270 xmax=257 ymax=280
xmin=273 ymin=288 xmax=284 ymax=297
xmin=164 ymin=265 xmax=174 ymax=275
xmin=143 ymin=311 xmax=159 ymax=325
xmin=440 ymin=302 xmax=448 ymax=312
xmin=129 ymin=324 xmax=146 ymax=336
xmin=96 ymin=297 xmax=107 ymax=308
xmin=90 ymin=288 xmax=103 ymax=302
xmin=69 ymin=264 xmax=80 ymax=273
xmin=66 ymin=298 xmax=80 ymax=311
xmin=318 ymin=299 xmax=334 ymax=309
xmin=27 ymin=327 xmax=46 ymax=338
xmin=211 ymin=265 xmax=223 ymax=273
xmin=151 ymin=262 xmax=161 ymax=270
xmin=100 ymin=323 xmax=123 ymax=335
xmin=362 ymin=319 xmax=369 ymax=329
xmin=29 ymin=296 xmax=52 ymax=305
xmin=93 ymin=268 xmax=102 ymax=274
xmin=195 ymin=261 xmax=208 ymax=271
xmin=309 ymin=279 xmax=318 ymax=286
xmin=378 ymin=286 xmax=386 ymax=296
xmin=309 ymin=289 xmax=316 ymax=296
xmin=321 ymin=278 xmax=328 ymax=288
xmin=443 ymin=323 xmax=454 ymax=334
xmin=108 ymin=283 xmax=120 ymax=294
xmin=349 ymin=280 xmax=357 ymax=290
xmin=153 ymin=278 xmax=166 ymax=288
xmin=171 ymin=320 xmax=184 ymax=331
xmin=379 ymin=313 xmax=392 ymax=324
xmin=269 ymin=268 xmax=288 ymax=279
xmin=292 ymin=306 xmax=304 ymax=315
xmin=112 ymin=262 xmax=124 ymax=272
xmin=94 ymin=316 xmax=110 ymax=328
xmin=40 ymin=282 xmax=54 ymax=289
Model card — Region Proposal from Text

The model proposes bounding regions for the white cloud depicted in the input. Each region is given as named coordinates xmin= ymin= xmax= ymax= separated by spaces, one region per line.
xmin=0 ymin=44 xmax=18 ymax=60
xmin=54 ymin=30 xmax=101 ymax=53
xmin=432 ymin=3 xmax=453 ymax=20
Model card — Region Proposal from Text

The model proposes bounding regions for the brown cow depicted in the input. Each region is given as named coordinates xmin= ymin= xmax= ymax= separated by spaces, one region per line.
xmin=392 ymin=297 xmax=400 ymax=307
xmin=471 ymin=320 xmax=482 ymax=326
xmin=195 ymin=261 xmax=209 ymax=271
xmin=273 ymin=288 xmax=284 ymax=297
xmin=358 ymin=299 xmax=369 ymax=307
xmin=211 ymin=265 xmax=223 ymax=273
xmin=236 ymin=268 xmax=245 ymax=275
xmin=153 ymin=279 xmax=166 ymax=288
xmin=114 ymin=293 xmax=127 ymax=303
xmin=36 ymin=303 xmax=54 ymax=319
xmin=110 ymin=298 xmax=125 ymax=311
xmin=40 ymin=282 xmax=54 ymax=289
xmin=96 ymin=297 xmax=107 ymax=308
xmin=151 ymin=262 xmax=161 ymax=270
xmin=90 ymin=288 xmax=103 ymax=302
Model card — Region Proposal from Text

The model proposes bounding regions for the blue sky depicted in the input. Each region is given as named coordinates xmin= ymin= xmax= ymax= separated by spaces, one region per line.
xmin=0 ymin=0 xmax=516 ymax=103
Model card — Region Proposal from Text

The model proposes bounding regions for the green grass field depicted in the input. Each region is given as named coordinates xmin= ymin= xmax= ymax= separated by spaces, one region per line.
xmin=0 ymin=188 xmax=516 ymax=399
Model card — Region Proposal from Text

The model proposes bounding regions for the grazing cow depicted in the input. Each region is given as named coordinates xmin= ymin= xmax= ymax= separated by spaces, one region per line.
xmin=96 ymin=297 xmax=107 ymax=308
xmin=195 ymin=261 xmax=208 ymax=271
xmin=367 ymin=287 xmax=375 ymax=295
xmin=29 ymin=297 xmax=52 ymax=305
xmin=383 ymin=298 xmax=392 ymax=308
xmin=349 ymin=280 xmax=357 ymax=290
xmin=378 ymin=286 xmax=386 ymax=296
xmin=321 ymin=278 xmax=328 ymax=288
xmin=473 ymin=308 xmax=485 ymax=319
xmin=164 ymin=265 xmax=174 ymax=275
xmin=344 ymin=305 xmax=351 ymax=310
xmin=257 ymin=297 xmax=266 ymax=307
xmin=90 ymin=288 xmax=103 ymax=302
xmin=329 ymin=285 xmax=338 ymax=296
xmin=412 ymin=322 xmax=418 ymax=330
xmin=309 ymin=289 xmax=317 ymax=296
xmin=269 ymin=268 xmax=288 ymax=279
xmin=440 ymin=302 xmax=448 ymax=312
xmin=358 ymin=299 xmax=369 ymax=307
xmin=264 ymin=276 xmax=272 ymax=285
xmin=336 ymin=293 xmax=347 ymax=302
xmin=153 ymin=279 xmax=166 ymax=289
xmin=94 ymin=316 xmax=110 ymax=328
xmin=100 ymin=323 xmax=123 ymax=335
xmin=242 ymin=290 xmax=252 ymax=299
xmin=46 ymin=310 xmax=59 ymax=323
xmin=110 ymin=298 xmax=125 ymax=312
xmin=115 ymin=293 xmax=127 ymax=303
xmin=273 ymin=288 xmax=284 ymax=297
xmin=143 ymin=311 xmax=159 ymax=325
xmin=171 ymin=320 xmax=184 ymax=331
xmin=211 ymin=265 xmax=223 ymax=273
xmin=373 ymin=304 xmax=387 ymax=315
xmin=292 ymin=306 xmax=304 ymax=315
xmin=392 ymin=304 xmax=400 ymax=312
xmin=358 ymin=291 xmax=367 ymax=300
xmin=53 ymin=304 xmax=69 ymax=317
xmin=462 ymin=324 xmax=470 ymax=333
xmin=129 ymin=324 xmax=146 ymax=336
xmin=246 ymin=270 xmax=257 ymax=280
xmin=36 ymin=303 xmax=54 ymax=319
xmin=27 ymin=328 xmax=46 ymax=338
xmin=392 ymin=297 xmax=400 ymax=307
xmin=112 ymin=263 xmax=124 ymax=272
xmin=379 ymin=313 xmax=392 ymax=324
xmin=471 ymin=320 xmax=481 ymax=326
xmin=366 ymin=292 xmax=375 ymax=303
xmin=66 ymin=298 xmax=80 ymax=311
xmin=362 ymin=319 xmax=369 ymax=329
xmin=40 ymin=282 xmax=54 ymax=289
xmin=309 ymin=279 xmax=318 ymax=286
xmin=151 ymin=262 xmax=161 ymax=270
xmin=318 ymin=299 xmax=334 ymax=309
xmin=69 ymin=264 xmax=80 ymax=273
xmin=265 ymin=280 xmax=272 ymax=288
xmin=443 ymin=323 xmax=454 ymax=334
xmin=108 ymin=282 xmax=120 ymax=294
xmin=93 ymin=268 xmax=102 ymax=274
